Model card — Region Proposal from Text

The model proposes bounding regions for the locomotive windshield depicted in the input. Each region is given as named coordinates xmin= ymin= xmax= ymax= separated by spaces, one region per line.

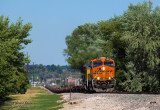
xmin=104 ymin=61 xmax=114 ymax=66
xmin=93 ymin=61 xmax=103 ymax=67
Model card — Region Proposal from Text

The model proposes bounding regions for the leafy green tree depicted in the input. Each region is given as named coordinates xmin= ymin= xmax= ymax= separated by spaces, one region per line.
xmin=0 ymin=16 xmax=32 ymax=99
xmin=64 ymin=23 xmax=105 ymax=73
xmin=121 ymin=1 xmax=160 ymax=92
xmin=64 ymin=1 xmax=160 ymax=92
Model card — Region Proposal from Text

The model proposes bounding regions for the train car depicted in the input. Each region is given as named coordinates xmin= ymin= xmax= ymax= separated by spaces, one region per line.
xmin=83 ymin=57 xmax=116 ymax=92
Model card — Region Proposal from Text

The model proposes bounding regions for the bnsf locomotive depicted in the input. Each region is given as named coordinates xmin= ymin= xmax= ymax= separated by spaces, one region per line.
xmin=83 ymin=57 xmax=116 ymax=92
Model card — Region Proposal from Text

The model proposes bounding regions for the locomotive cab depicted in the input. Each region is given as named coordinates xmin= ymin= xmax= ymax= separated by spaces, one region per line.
xmin=84 ymin=57 xmax=116 ymax=92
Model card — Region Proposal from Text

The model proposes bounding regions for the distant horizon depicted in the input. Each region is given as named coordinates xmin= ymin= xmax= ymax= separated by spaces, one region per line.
xmin=27 ymin=63 xmax=69 ymax=66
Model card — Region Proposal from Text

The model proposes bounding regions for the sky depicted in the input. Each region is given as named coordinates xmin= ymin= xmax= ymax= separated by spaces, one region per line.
xmin=0 ymin=0 xmax=160 ymax=66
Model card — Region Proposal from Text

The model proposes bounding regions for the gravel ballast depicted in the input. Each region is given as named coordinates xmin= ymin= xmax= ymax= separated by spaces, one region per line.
xmin=60 ymin=93 xmax=160 ymax=110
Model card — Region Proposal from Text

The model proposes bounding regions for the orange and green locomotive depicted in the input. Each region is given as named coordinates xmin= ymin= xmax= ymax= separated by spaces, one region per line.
xmin=83 ymin=57 xmax=116 ymax=92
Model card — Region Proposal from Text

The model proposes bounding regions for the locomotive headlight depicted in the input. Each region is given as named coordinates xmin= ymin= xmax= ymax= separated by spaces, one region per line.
xmin=109 ymin=77 xmax=111 ymax=80
xmin=102 ymin=67 xmax=105 ymax=71
xmin=97 ymin=77 xmax=100 ymax=80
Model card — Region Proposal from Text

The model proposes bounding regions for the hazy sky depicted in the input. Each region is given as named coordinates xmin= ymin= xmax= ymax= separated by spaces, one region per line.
xmin=0 ymin=0 xmax=159 ymax=65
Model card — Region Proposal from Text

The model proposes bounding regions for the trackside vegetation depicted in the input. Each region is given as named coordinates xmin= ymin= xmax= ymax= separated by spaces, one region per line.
xmin=0 ymin=16 xmax=32 ymax=100
xmin=64 ymin=1 xmax=160 ymax=92
xmin=19 ymin=87 xmax=63 ymax=110
xmin=0 ymin=87 xmax=63 ymax=110
xmin=22 ymin=94 xmax=63 ymax=110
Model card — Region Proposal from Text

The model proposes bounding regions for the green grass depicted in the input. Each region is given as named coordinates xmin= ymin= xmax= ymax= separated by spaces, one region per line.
xmin=20 ymin=94 xmax=64 ymax=110
xmin=0 ymin=87 xmax=64 ymax=110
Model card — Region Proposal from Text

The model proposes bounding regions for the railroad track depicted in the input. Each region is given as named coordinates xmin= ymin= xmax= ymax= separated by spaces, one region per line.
xmin=45 ymin=85 xmax=115 ymax=93
xmin=45 ymin=85 xmax=86 ymax=93
xmin=45 ymin=85 xmax=160 ymax=94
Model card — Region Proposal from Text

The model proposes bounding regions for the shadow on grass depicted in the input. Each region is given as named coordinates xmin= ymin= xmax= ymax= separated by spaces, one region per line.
xmin=0 ymin=96 xmax=19 ymax=110
xmin=0 ymin=87 xmax=65 ymax=110
xmin=19 ymin=94 xmax=64 ymax=110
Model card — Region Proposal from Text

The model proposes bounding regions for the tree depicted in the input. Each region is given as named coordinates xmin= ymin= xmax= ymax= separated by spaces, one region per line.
xmin=0 ymin=16 xmax=32 ymax=99
xmin=64 ymin=23 xmax=105 ymax=73
xmin=121 ymin=1 xmax=160 ymax=92
xmin=64 ymin=1 xmax=160 ymax=92
xmin=98 ymin=17 xmax=127 ymax=91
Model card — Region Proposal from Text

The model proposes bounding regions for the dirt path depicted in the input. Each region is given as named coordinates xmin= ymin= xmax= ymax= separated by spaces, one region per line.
xmin=60 ymin=93 xmax=160 ymax=110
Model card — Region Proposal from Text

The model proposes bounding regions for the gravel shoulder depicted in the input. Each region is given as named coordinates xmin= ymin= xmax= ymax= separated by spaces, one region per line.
xmin=60 ymin=93 xmax=160 ymax=110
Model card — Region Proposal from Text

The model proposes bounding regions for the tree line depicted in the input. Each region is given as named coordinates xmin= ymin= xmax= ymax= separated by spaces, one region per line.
xmin=28 ymin=64 xmax=70 ymax=82
xmin=0 ymin=16 xmax=32 ymax=100
xmin=64 ymin=1 xmax=160 ymax=92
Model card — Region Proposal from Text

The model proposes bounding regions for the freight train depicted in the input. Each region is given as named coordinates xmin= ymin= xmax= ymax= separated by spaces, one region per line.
xmin=45 ymin=57 xmax=116 ymax=93
xmin=83 ymin=57 xmax=116 ymax=92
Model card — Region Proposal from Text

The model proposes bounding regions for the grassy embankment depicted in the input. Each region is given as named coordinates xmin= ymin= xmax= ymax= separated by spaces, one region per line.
xmin=0 ymin=87 xmax=64 ymax=110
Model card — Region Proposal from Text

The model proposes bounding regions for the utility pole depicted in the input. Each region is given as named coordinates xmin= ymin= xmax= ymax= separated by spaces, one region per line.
xmin=26 ymin=52 xmax=29 ymax=79
xmin=70 ymin=79 xmax=71 ymax=101
xmin=27 ymin=63 xmax=29 ymax=73
xmin=59 ymin=73 xmax=61 ymax=88
xmin=33 ymin=62 xmax=34 ymax=87
xmin=64 ymin=77 xmax=65 ymax=87
xmin=70 ymin=71 xmax=72 ymax=101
